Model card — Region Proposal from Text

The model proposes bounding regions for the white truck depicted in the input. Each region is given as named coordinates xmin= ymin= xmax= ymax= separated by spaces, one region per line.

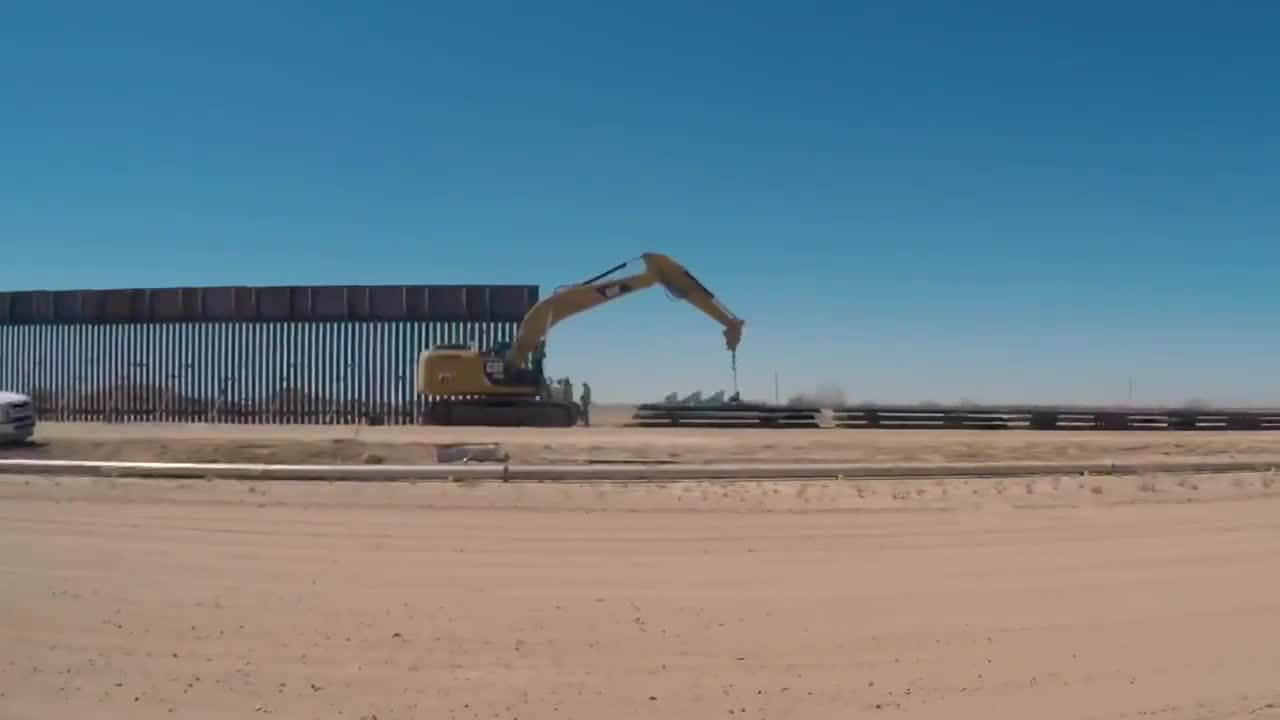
xmin=0 ymin=391 xmax=36 ymax=444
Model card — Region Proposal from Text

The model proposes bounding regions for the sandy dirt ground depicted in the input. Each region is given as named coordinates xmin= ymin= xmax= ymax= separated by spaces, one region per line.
xmin=13 ymin=419 xmax=1280 ymax=466
xmin=3 ymin=471 xmax=1280 ymax=719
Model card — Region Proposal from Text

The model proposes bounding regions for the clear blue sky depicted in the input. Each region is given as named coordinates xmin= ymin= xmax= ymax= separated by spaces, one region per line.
xmin=4 ymin=1 xmax=1278 ymax=405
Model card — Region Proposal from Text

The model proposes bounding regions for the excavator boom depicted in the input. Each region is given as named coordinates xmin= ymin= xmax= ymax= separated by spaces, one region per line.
xmin=507 ymin=252 xmax=744 ymax=367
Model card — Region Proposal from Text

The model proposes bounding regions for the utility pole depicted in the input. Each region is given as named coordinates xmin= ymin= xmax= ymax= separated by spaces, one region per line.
xmin=774 ymin=371 xmax=780 ymax=404
xmin=1128 ymin=376 xmax=1134 ymax=405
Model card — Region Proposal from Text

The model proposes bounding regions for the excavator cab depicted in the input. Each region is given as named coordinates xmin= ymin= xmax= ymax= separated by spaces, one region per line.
xmin=482 ymin=341 xmax=544 ymax=388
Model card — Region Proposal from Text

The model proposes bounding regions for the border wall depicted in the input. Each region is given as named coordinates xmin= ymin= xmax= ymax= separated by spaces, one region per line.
xmin=0 ymin=284 xmax=538 ymax=425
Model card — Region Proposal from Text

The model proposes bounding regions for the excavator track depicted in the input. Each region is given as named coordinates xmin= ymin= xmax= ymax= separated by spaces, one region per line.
xmin=428 ymin=398 xmax=581 ymax=427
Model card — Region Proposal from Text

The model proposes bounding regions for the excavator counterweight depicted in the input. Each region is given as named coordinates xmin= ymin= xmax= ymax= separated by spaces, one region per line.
xmin=416 ymin=252 xmax=744 ymax=427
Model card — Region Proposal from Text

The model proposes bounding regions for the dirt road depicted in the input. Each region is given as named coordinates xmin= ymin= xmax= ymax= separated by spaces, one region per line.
xmin=3 ymin=473 xmax=1280 ymax=719
xmin=18 ymin=420 xmax=1280 ymax=465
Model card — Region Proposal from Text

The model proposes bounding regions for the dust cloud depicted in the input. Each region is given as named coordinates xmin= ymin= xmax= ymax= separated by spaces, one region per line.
xmin=785 ymin=382 xmax=848 ymax=408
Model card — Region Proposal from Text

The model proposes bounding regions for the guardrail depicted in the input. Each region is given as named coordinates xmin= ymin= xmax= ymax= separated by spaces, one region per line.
xmin=11 ymin=457 xmax=1279 ymax=481
xmin=630 ymin=403 xmax=1280 ymax=431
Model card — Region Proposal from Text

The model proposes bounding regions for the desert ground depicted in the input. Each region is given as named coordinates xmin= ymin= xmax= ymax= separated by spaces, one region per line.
xmin=11 ymin=417 xmax=1280 ymax=465
xmin=5 ymin=419 xmax=1280 ymax=719
xmin=3 ymin=468 xmax=1280 ymax=720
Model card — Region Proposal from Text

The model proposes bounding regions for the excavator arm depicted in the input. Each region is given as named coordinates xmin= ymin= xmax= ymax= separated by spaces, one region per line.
xmin=507 ymin=252 xmax=744 ymax=368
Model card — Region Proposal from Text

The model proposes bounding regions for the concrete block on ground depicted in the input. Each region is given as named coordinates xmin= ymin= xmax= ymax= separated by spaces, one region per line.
xmin=434 ymin=443 xmax=509 ymax=464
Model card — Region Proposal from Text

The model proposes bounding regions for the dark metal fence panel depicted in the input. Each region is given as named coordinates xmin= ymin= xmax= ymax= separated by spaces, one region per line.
xmin=0 ymin=284 xmax=537 ymax=326
xmin=0 ymin=284 xmax=538 ymax=424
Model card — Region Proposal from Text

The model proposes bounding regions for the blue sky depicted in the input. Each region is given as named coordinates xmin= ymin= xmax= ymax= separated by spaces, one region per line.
xmin=4 ymin=1 xmax=1278 ymax=405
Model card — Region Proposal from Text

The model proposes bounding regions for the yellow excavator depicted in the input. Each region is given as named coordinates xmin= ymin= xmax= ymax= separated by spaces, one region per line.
xmin=416 ymin=252 xmax=744 ymax=426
